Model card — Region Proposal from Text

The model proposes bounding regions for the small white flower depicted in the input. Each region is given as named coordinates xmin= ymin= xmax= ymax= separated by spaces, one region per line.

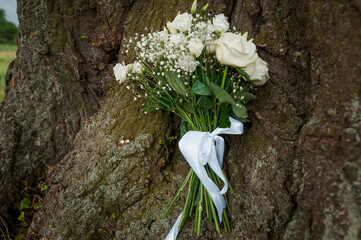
xmin=172 ymin=13 xmax=193 ymax=32
xmin=132 ymin=61 xmax=143 ymax=73
xmin=195 ymin=21 xmax=207 ymax=30
xmin=188 ymin=38 xmax=204 ymax=58
xmin=213 ymin=14 xmax=230 ymax=32
xmin=113 ymin=63 xmax=129 ymax=83
xmin=169 ymin=33 xmax=186 ymax=45
xmin=178 ymin=55 xmax=198 ymax=73
xmin=207 ymin=20 xmax=216 ymax=33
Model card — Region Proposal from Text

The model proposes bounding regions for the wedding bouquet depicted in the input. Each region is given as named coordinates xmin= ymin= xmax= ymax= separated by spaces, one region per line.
xmin=113 ymin=1 xmax=269 ymax=238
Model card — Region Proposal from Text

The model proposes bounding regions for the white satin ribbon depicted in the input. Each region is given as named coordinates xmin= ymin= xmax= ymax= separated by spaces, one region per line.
xmin=165 ymin=117 xmax=243 ymax=240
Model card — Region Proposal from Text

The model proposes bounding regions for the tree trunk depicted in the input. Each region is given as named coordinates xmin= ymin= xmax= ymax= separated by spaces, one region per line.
xmin=1 ymin=0 xmax=360 ymax=239
xmin=0 ymin=0 xmax=126 ymax=231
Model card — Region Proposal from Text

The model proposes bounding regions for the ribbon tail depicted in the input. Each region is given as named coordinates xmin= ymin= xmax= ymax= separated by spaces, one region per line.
xmin=165 ymin=212 xmax=183 ymax=240
xmin=165 ymin=118 xmax=244 ymax=239
xmin=208 ymin=191 xmax=226 ymax=223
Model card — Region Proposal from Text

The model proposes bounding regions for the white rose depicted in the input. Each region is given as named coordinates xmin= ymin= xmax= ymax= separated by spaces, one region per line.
xmin=172 ymin=13 xmax=193 ymax=32
xmin=244 ymin=58 xmax=269 ymax=86
xmin=188 ymin=38 xmax=204 ymax=57
xmin=212 ymin=14 xmax=229 ymax=32
xmin=113 ymin=63 xmax=129 ymax=84
xmin=132 ymin=61 xmax=143 ymax=74
xmin=166 ymin=21 xmax=178 ymax=35
xmin=215 ymin=32 xmax=258 ymax=67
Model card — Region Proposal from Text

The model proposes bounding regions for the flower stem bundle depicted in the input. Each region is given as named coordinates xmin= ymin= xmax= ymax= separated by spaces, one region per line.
xmin=113 ymin=0 xmax=269 ymax=237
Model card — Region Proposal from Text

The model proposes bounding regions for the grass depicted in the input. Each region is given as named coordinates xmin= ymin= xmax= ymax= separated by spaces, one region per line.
xmin=0 ymin=43 xmax=17 ymax=52
xmin=0 ymin=44 xmax=17 ymax=102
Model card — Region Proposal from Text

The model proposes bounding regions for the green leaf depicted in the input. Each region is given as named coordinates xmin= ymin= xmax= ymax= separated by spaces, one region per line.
xmin=181 ymin=101 xmax=195 ymax=113
xmin=34 ymin=201 xmax=42 ymax=209
xmin=40 ymin=184 xmax=48 ymax=191
xmin=165 ymin=71 xmax=187 ymax=95
xmin=232 ymin=103 xmax=248 ymax=118
xmin=18 ymin=211 xmax=25 ymax=221
xmin=233 ymin=91 xmax=257 ymax=105
xmin=224 ymin=76 xmax=231 ymax=92
xmin=237 ymin=68 xmax=250 ymax=81
xmin=160 ymin=95 xmax=172 ymax=109
xmin=204 ymin=75 xmax=210 ymax=85
xmin=180 ymin=120 xmax=189 ymax=137
xmin=214 ymin=75 xmax=223 ymax=86
xmin=208 ymin=82 xmax=236 ymax=105
xmin=192 ymin=80 xmax=212 ymax=95
xmin=143 ymin=98 xmax=158 ymax=113
xmin=19 ymin=198 xmax=31 ymax=210
xmin=197 ymin=96 xmax=214 ymax=110
xmin=231 ymin=115 xmax=251 ymax=123
xmin=174 ymin=97 xmax=195 ymax=114
xmin=218 ymin=105 xmax=231 ymax=128
xmin=214 ymin=74 xmax=231 ymax=91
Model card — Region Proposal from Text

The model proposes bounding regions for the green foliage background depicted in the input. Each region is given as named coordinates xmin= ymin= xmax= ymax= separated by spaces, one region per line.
xmin=0 ymin=9 xmax=17 ymax=102
xmin=0 ymin=9 xmax=18 ymax=44
xmin=0 ymin=50 xmax=16 ymax=102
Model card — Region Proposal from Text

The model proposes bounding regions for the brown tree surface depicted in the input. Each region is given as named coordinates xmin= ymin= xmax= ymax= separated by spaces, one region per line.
xmin=0 ymin=0 xmax=360 ymax=239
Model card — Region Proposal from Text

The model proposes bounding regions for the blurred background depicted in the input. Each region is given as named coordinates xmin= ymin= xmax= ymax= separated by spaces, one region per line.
xmin=0 ymin=0 xmax=18 ymax=102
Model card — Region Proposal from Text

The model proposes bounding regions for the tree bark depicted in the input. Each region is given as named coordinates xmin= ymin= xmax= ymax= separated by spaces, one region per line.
xmin=0 ymin=0 xmax=127 ymax=231
xmin=0 ymin=0 xmax=360 ymax=239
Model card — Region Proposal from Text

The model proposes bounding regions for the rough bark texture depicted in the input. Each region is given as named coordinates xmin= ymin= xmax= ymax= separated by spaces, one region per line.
xmin=0 ymin=0 xmax=360 ymax=239
xmin=0 ymin=0 xmax=126 ymax=229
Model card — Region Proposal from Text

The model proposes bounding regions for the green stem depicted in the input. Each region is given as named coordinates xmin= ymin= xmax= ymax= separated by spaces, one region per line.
xmin=222 ymin=169 xmax=234 ymax=193
xmin=189 ymin=177 xmax=199 ymax=217
xmin=222 ymin=209 xmax=231 ymax=232
xmin=163 ymin=170 xmax=193 ymax=218
xmin=196 ymin=184 xmax=204 ymax=236
xmin=221 ymin=65 xmax=229 ymax=89
xmin=208 ymin=192 xmax=221 ymax=235
xmin=204 ymin=188 xmax=209 ymax=219
xmin=178 ymin=172 xmax=196 ymax=231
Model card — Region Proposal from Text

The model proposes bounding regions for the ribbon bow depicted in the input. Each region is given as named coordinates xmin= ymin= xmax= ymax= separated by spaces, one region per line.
xmin=165 ymin=117 xmax=243 ymax=240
